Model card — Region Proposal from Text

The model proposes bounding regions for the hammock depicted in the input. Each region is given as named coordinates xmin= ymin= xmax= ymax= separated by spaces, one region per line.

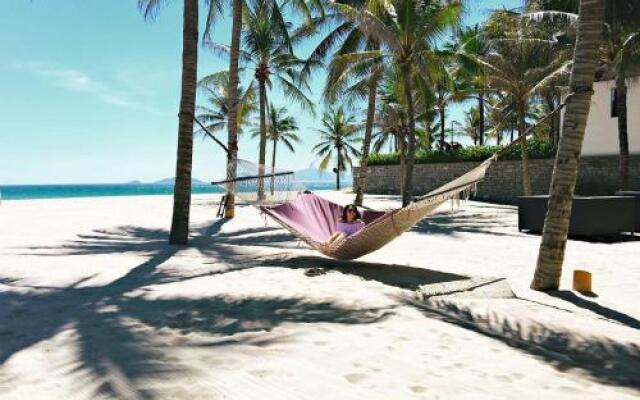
xmin=258 ymin=155 xmax=497 ymax=260
xmin=207 ymin=142 xmax=496 ymax=260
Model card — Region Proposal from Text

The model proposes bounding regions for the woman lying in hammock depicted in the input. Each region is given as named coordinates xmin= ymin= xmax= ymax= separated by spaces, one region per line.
xmin=320 ymin=204 xmax=365 ymax=251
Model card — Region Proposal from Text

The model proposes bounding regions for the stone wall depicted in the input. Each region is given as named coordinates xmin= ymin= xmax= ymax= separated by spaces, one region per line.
xmin=354 ymin=155 xmax=640 ymax=204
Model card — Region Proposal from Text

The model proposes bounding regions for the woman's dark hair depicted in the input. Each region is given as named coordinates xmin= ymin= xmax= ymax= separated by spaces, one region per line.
xmin=340 ymin=204 xmax=362 ymax=222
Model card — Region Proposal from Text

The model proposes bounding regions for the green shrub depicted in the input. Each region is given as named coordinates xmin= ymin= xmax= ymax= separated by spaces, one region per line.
xmin=367 ymin=139 xmax=557 ymax=166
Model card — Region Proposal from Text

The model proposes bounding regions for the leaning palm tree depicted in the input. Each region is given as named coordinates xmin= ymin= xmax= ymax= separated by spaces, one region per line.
xmin=330 ymin=0 xmax=462 ymax=205
xmin=138 ymin=0 xmax=221 ymax=243
xmin=252 ymin=103 xmax=300 ymax=193
xmin=196 ymin=70 xmax=257 ymax=139
xmin=531 ymin=0 xmax=605 ymax=291
xmin=313 ymin=106 xmax=362 ymax=190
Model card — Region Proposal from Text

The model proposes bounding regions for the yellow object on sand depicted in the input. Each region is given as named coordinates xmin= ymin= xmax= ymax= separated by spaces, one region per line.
xmin=573 ymin=270 xmax=592 ymax=292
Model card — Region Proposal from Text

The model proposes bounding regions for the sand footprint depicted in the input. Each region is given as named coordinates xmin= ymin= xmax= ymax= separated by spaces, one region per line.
xmin=249 ymin=369 xmax=273 ymax=379
xmin=344 ymin=373 xmax=368 ymax=384
xmin=494 ymin=375 xmax=512 ymax=383
xmin=410 ymin=385 xmax=428 ymax=393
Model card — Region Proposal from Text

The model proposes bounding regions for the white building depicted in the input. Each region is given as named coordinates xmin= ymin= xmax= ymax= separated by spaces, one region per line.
xmin=579 ymin=76 xmax=640 ymax=156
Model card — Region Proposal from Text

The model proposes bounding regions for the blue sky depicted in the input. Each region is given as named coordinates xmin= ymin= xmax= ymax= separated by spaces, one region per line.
xmin=0 ymin=0 xmax=522 ymax=184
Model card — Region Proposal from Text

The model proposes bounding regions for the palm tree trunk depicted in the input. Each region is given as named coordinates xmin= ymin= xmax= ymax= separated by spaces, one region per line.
xmin=354 ymin=79 xmax=377 ymax=206
xmin=257 ymin=73 xmax=268 ymax=200
xmin=553 ymin=94 xmax=561 ymax=145
xmin=531 ymin=0 xmax=605 ymax=291
xmin=401 ymin=63 xmax=417 ymax=207
xmin=224 ymin=0 xmax=243 ymax=218
xmin=270 ymin=139 xmax=277 ymax=195
xmin=399 ymin=130 xmax=406 ymax=197
xmin=518 ymin=103 xmax=533 ymax=196
xmin=336 ymin=160 xmax=341 ymax=190
xmin=439 ymin=107 xmax=446 ymax=150
xmin=169 ymin=0 xmax=198 ymax=245
xmin=545 ymin=94 xmax=556 ymax=143
xmin=478 ymin=91 xmax=485 ymax=146
xmin=616 ymin=73 xmax=630 ymax=190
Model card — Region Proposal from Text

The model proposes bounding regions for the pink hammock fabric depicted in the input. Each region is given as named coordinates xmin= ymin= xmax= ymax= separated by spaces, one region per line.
xmin=260 ymin=193 xmax=387 ymax=243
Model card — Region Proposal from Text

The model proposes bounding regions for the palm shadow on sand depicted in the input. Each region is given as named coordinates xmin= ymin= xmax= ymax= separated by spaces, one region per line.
xmin=4 ymin=217 xmax=640 ymax=396
xmin=404 ymin=297 xmax=640 ymax=391
xmin=1 ymin=220 xmax=398 ymax=399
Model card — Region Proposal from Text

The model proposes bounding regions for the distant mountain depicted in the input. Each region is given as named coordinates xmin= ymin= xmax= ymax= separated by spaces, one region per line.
xmin=125 ymin=180 xmax=143 ymax=185
xmin=294 ymin=167 xmax=352 ymax=183
xmin=149 ymin=177 xmax=209 ymax=186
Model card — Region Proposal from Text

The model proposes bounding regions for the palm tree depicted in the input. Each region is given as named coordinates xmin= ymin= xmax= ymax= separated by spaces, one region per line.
xmin=196 ymin=70 xmax=257 ymax=139
xmin=601 ymin=3 xmax=640 ymax=190
xmin=470 ymin=9 xmax=573 ymax=195
xmin=137 ymin=0 xmax=221 ymax=244
xmin=374 ymin=68 xmax=413 ymax=193
xmin=224 ymin=0 xmax=243 ymax=218
xmin=449 ymin=25 xmax=490 ymax=145
xmin=295 ymin=3 xmax=384 ymax=207
xmin=325 ymin=39 xmax=383 ymax=207
xmin=331 ymin=0 xmax=462 ymax=205
xmin=531 ymin=0 xmax=605 ymax=291
xmin=433 ymin=66 xmax=459 ymax=150
xmin=252 ymin=103 xmax=300 ymax=193
xmin=313 ymin=106 xmax=362 ymax=190
xmin=213 ymin=0 xmax=313 ymax=199
xmin=456 ymin=106 xmax=483 ymax=145
xmin=528 ymin=1 xmax=640 ymax=189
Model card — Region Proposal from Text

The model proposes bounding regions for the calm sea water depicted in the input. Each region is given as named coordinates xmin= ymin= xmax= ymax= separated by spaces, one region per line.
xmin=0 ymin=182 xmax=343 ymax=201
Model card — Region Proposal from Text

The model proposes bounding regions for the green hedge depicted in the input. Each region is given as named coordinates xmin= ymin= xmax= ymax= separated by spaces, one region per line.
xmin=367 ymin=139 xmax=557 ymax=166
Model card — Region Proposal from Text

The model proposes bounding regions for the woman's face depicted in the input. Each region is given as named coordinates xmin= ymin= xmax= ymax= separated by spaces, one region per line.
xmin=345 ymin=207 xmax=357 ymax=222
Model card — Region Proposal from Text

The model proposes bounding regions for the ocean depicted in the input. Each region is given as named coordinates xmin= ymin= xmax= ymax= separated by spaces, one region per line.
xmin=0 ymin=182 xmax=344 ymax=201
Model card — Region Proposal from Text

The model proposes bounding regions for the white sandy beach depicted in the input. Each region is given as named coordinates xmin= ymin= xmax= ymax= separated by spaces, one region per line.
xmin=0 ymin=192 xmax=639 ymax=399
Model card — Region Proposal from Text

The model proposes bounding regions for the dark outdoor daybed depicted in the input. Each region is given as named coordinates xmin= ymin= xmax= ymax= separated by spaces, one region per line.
xmin=615 ymin=191 xmax=640 ymax=232
xmin=518 ymin=195 xmax=636 ymax=237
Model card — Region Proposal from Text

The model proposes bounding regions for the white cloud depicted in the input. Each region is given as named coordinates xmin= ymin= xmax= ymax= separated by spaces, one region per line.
xmin=19 ymin=61 xmax=163 ymax=113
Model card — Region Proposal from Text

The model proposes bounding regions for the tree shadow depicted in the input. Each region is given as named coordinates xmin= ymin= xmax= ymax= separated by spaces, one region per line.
xmin=411 ymin=211 xmax=520 ymax=238
xmin=0 ymin=219 xmax=393 ymax=399
xmin=521 ymin=231 xmax=640 ymax=243
xmin=264 ymin=255 xmax=471 ymax=291
xmin=406 ymin=297 xmax=640 ymax=390
xmin=548 ymin=291 xmax=640 ymax=331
